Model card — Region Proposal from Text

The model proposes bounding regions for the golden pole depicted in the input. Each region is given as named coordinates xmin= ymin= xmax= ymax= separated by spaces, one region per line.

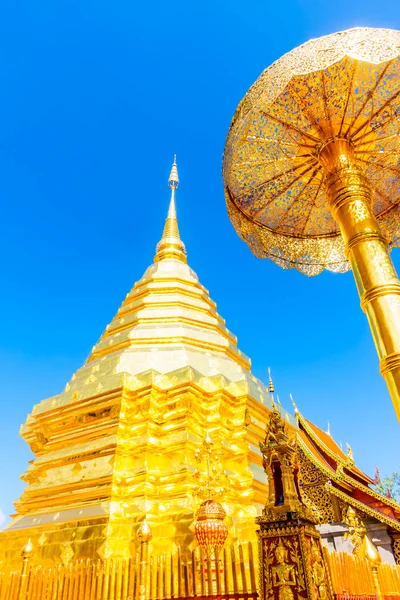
xmin=214 ymin=546 xmax=221 ymax=596
xmin=17 ymin=539 xmax=33 ymax=600
xmin=319 ymin=138 xmax=400 ymax=421
xmin=248 ymin=542 xmax=256 ymax=594
xmin=136 ymin=519 xmax=152 ymax=600
xmin=223 ymin=548 xmax=229 ymax=594
xmin=191 ymin=549 xmax=197 ymax=597
xmin=372 ymin=566 xmax=384 ymax=600
xmin=238 ymin=544 xmax=247 ymax=594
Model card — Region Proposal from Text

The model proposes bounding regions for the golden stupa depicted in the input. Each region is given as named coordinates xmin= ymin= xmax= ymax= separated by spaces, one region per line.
xmin=0 ymin=158 xmax=290 ymax=565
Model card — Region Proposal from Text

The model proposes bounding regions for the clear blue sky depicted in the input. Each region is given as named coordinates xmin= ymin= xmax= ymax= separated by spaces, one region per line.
xmin=0 ymin=0 xmax=399 ymax=524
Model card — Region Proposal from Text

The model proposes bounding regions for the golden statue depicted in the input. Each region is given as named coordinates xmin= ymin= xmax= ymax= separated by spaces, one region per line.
xmin=223 ymin=27 xmax=400 ymax=421
xmin=344 ymin=505 xmax=367 ymax=554
xmin=271 ymin=541 xmax=296 ymax=600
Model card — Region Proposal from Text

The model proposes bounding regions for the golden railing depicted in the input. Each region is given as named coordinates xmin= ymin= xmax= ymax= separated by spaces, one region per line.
xmin=1 ymin=542 xmax=400 ymax=600
xmin=324 ymin=548 xmax=400 ymax=599
xmin=0 ymin=541 xmax=258 ymax=600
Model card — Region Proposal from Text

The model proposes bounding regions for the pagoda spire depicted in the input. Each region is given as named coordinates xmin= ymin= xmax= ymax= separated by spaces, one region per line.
xmin=154 ymin=156 xmax=187 ymax=263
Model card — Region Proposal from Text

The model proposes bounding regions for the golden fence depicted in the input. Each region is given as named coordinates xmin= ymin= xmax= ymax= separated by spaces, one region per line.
xmin=324 ymin=548 xmax=400 ymax=599
xmin=1 ymin=541 xmax=400 ymax=600
xmin=0 ymin=541 xmax=257 ymax=600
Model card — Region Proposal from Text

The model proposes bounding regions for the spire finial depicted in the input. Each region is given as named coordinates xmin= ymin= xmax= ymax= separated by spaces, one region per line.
xmin=290 ymin=393 xmax=299 ymax=416
xmin=268 ymin=367 xmax=274 ymax=394
xmin=168 ymin=155 xmax=179 ymax=190
xmin=154 ymin=156 xmax=187 ymax=263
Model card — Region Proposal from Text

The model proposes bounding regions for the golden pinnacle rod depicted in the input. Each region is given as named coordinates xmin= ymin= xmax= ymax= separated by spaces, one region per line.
xmin=59 ymin=567 xmax=66 ymax=600
xmin=206 ymin=551 xmax=213 ymax=596
xmin=79 ymin=561 xmax=87 ymax=600
xmin=191 ymin=550 xmax=197 ymax=597
xmin=77 ymin=562 xmax=84 ymax=599
xmin=71 ymin=563 xmax=79 ymax=600
xmin=169 ymin=553 xmax=174 ymax=599
xmin=12 ymin=571 xmax=20 ymax=600
xmin=134 ymin=552 xmax=140 ymax=600
xmin=200 ymin=549 xmax=206 ymax=597
xmin=15 ymin=571 xmax=22 ymax=600
xmin=239 ymin=544 xmax=247 ymax=594
xmin=83 ymin=561 xmax=91 ymax=600
xmin=95 ymin=562 xmax=103 ymax=600
xmin=183 ymin=558 xmax=189 ymax=598
xmin=230 ymin=545 xmax=238 ymax=595
xmin=223 ymin=548 xmax=229 ymax=595
xmin=177 ymin=547 xmax=183 ymax=599
xmin=156 ymin=555 xmax=161 ymax=600
xmin=372 ymin=566 xmax=384 ymax=600
xmin=110 ymin=559 xmax=118 ymax=600
xmin=102 ymin=559 xmax=110 ymax=600
xmin=116 ymin=559 xmax=123 ymax=600
xmin=17 ymin=551 xmax=32 ymax=600
xmin=89 ymin=563 xmax=97 ymax=600
xmin=127 ymin=558 xmax=134 ymax=600
xmin=49 ymin=570 xmax=55 ymax=600
xmin=214 ymin=547 xmax=221 ymax=596
xmin=64 ymin=565 xmax=71 ymax=600
xmin=70 ymin=563 xmax=77 ymax=600
xmin=149 ymin=556 xmax=154 ymax=600
xmin=51 ymin=567 xmax=59 ymax=600
xmin=162 ymin=554 xmax=167 ymax=600
xmin=139 ymin=539 xmax=149 ymax=600
xmin=248 ymin=542 xmax=256 ymax=593
xmin=320 ymin=138 xmax=400 ymax=422
xmin=37 ymin=572 xmax=45 ymax=600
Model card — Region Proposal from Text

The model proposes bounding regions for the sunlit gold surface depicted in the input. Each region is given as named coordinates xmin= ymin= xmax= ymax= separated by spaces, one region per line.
xmin=0 ymin=159 xmax=295 ymax=566
xmin=223 ymin=27 xmax=400 ymax=420
xmin=223 ymin=27 xmax=400 ymax=276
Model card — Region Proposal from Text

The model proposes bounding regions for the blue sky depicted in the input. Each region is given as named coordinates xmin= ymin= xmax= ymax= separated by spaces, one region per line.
xmin=1 ymin=0 xmax=400 ymax=523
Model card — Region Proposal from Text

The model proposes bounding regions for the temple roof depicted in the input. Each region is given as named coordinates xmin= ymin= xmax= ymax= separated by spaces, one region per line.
xmin=295 ymin=405 xmax=400 ymax=531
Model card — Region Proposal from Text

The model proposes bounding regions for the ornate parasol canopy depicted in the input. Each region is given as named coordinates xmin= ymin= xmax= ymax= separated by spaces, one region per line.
xmin=223 ymin=28 xmax=400 ymax=276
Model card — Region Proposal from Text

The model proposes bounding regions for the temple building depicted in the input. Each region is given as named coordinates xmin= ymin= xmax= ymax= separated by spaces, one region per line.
xmin=0 ymin=159 xmax=399 ymax=569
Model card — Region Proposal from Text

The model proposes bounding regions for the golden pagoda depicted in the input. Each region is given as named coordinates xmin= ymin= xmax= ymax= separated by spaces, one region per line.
xmin=0 ymin=157 xmax=290 ymax=566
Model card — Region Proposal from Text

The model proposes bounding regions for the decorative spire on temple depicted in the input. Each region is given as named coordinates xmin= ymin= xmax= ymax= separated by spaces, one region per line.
xmin=374 ymin=466 xmax=381 ymax=486
xmin=154 ymin=155 xmax=187 ymax=263
xmin=268 ymin=367 xmax=274 ymax=398
xmin=290 ymin=393 xmax=299 ymax=416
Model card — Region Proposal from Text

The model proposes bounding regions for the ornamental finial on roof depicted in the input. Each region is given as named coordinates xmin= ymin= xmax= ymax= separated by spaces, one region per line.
xmin=154 ymin=156 xmax=187 ymax=263
xmin=290 ymin=393 xmax=299 ymax=416
xmin=168 ymin=154 xmax=179 ymax=189
xmin=268 ymin=367 xmax=274 ymax=394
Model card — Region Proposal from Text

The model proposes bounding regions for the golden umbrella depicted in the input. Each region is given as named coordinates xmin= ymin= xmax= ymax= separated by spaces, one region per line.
xmin=223 ymin=28 xmax=400 ymax=420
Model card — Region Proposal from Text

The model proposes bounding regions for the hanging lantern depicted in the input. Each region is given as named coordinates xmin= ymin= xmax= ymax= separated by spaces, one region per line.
xmin=194 ymin=500 xmax=228 ymax=551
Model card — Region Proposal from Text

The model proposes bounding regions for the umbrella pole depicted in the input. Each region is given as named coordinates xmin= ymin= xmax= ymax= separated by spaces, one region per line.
xmin=320 ymin=138 xmax=400 ymax=421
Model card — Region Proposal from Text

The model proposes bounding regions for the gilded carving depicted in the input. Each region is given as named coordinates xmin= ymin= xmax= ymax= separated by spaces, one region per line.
xmin=309 ymin=537 xmax=329 ymax=600
xmin=343 ymin=505 xmax=366 ymax=554
xmin=270 ymin=540 xmax=297 ymax=600
xmin=392 ymin=538 xmax=400 ymax=565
